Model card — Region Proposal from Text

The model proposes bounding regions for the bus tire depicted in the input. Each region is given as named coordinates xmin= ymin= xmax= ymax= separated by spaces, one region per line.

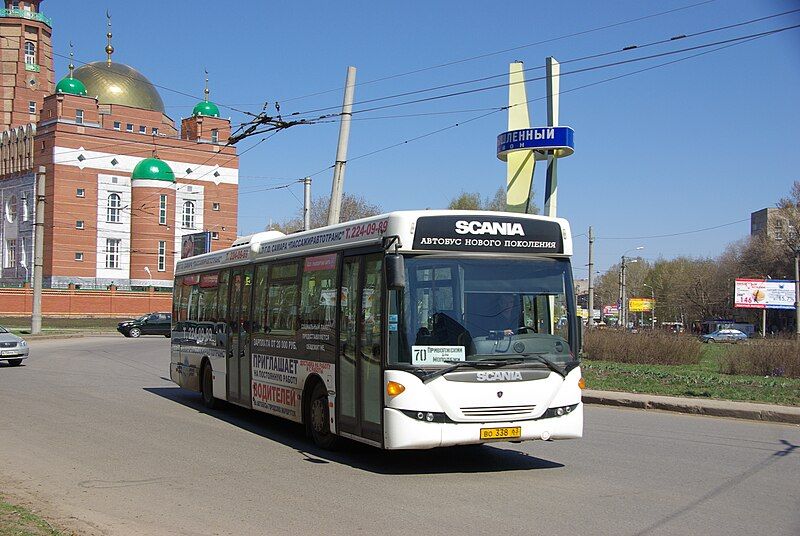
xmin=307 ymin=380 xmax=337 ymax=450
xmin=201 ymin=360 xmax=217 ymax=409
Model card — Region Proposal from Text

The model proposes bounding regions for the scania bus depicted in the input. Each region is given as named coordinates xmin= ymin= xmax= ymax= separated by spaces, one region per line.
xmin=170 ymin=210 xmax=583 ymax=449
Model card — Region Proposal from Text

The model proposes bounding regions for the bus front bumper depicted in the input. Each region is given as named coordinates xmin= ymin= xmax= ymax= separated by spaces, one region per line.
xmin=383 ymin=402 xmax=583 ymax=450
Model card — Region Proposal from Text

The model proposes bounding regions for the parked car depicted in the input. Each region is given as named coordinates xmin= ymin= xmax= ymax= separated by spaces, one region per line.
xmin=117 ymin=313 xmax=172 ymax=338
xmin=0 ymin=326 xmax=29 ymax=366
xmin=700 ymin=329 xmax=748 ymax=343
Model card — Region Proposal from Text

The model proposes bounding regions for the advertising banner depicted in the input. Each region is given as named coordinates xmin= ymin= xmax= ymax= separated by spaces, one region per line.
xmin=602 ymin=305 xmax=619 ymax=316
xmin=629 ymin=298 xmax=655 ymax=312
xmin=734 ymin=279 xmax=796 ymax=310
xmin=181 ymin=231 xmax=212 ymax=259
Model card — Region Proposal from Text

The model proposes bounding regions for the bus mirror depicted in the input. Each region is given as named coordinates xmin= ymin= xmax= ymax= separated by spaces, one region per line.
xmin=386 ymin=254 xmax=406 ymax=290
xmin=575 ymin=314 xmax=583 ymax=354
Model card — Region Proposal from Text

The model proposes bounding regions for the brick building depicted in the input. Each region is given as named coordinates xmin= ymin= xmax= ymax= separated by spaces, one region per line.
xmin=1 ymin=0 xmax=238 ymax=290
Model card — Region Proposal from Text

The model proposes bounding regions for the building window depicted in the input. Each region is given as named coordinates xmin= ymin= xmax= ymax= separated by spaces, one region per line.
xmin=126 ymin=123 xmax=133 ymax=132
xmin=105 ymin=239 xmax=120 ymax=269
xmin=76 ymin=220 xmax=84 ymax=229
xmin=76 ymin=188 xmax=85 ymax=198
xmin=139 ymin=125 xmax=146 ymax=134
xmin=113 ymin=121 xmax=121 ymax=131
xmin=5 ymin=240 xmax=16 ymax=268
xmin=106 ymin=193 xmax=121 ymax=223
xmin=21 ymin=192 xmax=29 ymax=221
xmin=212 ymin=202 xmax=220 ymax=211
xmin=28 ymin=101 xmax=36 ymax=114
xmin=151 ymin=127 xmax=159 ymax=135
xmin=5 ymin=195 xmax=17 ymax=223
xmin=24 ymin=41 xmax=35 ymax=65
xmin=211 ymin=231 xmax=219 ymax=240
xmin=75 ymin=252 xmax=84 ymax=262
xmin=75 ymin=109 xmax=84 ymax=125
xmin=159 ymin=194 xmax=167 ymax=225
xmin=19 ymin=237 xmax=26 ymax=268
xmin=210 ymin=129 xmax=219 ymax=143
xmin=157 ymin=241 xmax=166 ymax=272
xmin=182 ymin=200 xmax=195 ymax=229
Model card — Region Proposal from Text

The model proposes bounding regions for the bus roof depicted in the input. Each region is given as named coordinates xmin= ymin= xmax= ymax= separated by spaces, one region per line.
xmin=175 ymin=210 xmax=572 ymax=275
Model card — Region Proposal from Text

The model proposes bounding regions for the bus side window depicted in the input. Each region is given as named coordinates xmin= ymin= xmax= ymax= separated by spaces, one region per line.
xmin=267 ymin=261 xmax=300 ymax=335
xmin=252 ymin=264 xmax=269 ymax=333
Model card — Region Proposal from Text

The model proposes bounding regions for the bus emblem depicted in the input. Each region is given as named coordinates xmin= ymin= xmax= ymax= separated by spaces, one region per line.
xmin=497 ymin=391 xmax=504 ymax=398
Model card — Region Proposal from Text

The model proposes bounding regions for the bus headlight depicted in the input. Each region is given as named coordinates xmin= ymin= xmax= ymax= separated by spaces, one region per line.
xmin=387 ymin=381 xmax=405 ymax=397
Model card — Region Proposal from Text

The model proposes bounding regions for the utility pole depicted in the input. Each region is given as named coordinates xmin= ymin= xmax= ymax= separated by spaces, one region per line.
xmin=31 ymin=166 xmax=45 ymax=335
xmin=303 ymin=177 xmax=312 ymax=231
xmin=327 ymin=66 xmax=356 ymax=226
xmin=620 ymin=257 xmax=627 ymax=328
xmin=587 ymin=226 xmax=594 ymax=329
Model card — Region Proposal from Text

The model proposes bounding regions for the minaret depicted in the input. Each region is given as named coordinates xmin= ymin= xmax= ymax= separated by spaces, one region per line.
xmin=181 ymin=71 xmax=231 ymax=144
xmin=0 ymin=0 xmax=55 ymax=131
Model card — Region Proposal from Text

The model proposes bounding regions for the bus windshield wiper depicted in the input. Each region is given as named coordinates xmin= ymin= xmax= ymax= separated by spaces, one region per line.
xmin=424 ymin=358 xmax=524 ymax=381
xmin=517 ymin=353 xmax=567 ymax=378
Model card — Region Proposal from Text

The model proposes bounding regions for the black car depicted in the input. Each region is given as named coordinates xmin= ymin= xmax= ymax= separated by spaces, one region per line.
xmin=117 ymin=313 xmax=172 ymax=338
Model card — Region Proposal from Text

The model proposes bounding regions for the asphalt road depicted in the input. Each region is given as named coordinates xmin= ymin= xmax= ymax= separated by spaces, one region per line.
xmin=0 ymin=336 xmax=798 ymax=536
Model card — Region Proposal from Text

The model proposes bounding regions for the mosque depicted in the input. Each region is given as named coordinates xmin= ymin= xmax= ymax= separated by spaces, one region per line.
xmin=0 ymin=0 xmax=239 ymax=289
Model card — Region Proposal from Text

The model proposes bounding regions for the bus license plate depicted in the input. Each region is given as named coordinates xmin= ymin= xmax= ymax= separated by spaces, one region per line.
xmin=480 ymin=427 xmax=521 ymax=440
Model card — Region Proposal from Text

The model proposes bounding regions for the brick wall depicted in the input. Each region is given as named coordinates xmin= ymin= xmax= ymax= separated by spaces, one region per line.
xmin=0 ymin=285 xmax=171 ymax=316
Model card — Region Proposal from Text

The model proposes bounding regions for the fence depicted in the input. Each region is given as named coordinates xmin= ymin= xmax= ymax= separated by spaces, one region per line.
xmin=0 ymin=285 xmax=172 ymax=317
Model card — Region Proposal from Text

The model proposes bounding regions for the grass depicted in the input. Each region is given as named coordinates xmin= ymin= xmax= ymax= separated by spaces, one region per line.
xmin=0 ymin=497 xmax=65 ymax=536
xmin=582 ymin=343 xmax=800 ymax=406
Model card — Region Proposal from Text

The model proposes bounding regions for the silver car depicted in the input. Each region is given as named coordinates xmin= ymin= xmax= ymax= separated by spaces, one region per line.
xmin=0 ymin=326 xmax=29 ymax=366
xmin=700 ymin=329 xmax=748 ymax=343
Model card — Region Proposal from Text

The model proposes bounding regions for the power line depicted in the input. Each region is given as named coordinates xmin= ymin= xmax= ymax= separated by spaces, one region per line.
xmin=596 ymin=218 xmax=750 ymax=240
xmin=273 ymin=0 xmax=719 ymax=104
xmin=287 ymin=10 xmax=800 ymax=119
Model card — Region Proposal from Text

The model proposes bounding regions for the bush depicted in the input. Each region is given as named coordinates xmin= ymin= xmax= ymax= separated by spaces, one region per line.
xmin=720 ymin=339 xmax=800 ymax=378
xmin=583 ymin=329 xmax=703 ymax=366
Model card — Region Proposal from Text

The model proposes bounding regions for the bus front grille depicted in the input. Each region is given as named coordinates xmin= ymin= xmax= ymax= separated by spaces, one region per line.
xmin=460 ymin=405 xmax=536 ymax=418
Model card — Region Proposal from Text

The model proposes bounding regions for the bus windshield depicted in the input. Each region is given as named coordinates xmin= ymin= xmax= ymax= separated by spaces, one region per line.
xmin=389 ymin=256 xmax=576 ymax=366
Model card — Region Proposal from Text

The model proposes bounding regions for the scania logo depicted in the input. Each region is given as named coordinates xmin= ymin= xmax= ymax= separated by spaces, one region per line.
xmin=497 ymin=391 xmax=504 ymax=398
xmin=476 ymin=371 xmax=524 ymax=382
xmin=455 ymin=220 xmax=525 ymax=236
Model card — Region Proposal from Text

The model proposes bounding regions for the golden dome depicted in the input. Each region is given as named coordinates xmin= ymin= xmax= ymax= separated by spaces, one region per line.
xmin=73 ymin=61 xmax=165 ymax=113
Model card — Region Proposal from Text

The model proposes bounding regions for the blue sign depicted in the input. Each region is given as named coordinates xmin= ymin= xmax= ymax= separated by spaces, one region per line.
xmin=496 ymin=126 xmax=575 ymax=161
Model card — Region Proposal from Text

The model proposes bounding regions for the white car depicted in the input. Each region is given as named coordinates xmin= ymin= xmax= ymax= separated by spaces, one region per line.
xmin=0 ymin=326 xmax=29 ymax=366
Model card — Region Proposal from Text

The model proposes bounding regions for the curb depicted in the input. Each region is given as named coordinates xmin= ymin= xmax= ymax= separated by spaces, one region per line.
xmin=19 ymin=332 xmax=119 ymax=341
xmin=584 ymin=389 xmax=800 ymax=425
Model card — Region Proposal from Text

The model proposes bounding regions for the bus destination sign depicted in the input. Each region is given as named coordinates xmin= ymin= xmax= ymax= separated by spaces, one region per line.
xmin=412 ymin=216 xmax=563 ymax=254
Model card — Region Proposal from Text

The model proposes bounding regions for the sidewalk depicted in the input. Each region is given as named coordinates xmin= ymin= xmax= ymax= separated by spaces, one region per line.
xmin=584 ymin=389 xmax=800 ymax=425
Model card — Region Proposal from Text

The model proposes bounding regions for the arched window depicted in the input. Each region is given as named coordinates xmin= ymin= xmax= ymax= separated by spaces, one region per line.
xmin=107 ymin=193 xmax=121 ymax=223
xmin=5 ymin=195 xmax=17 ymax=223
xmin=182 ymin=200 xmax=195 ymax=229
xmin=24 ymin=41 xmax=36 ymax=66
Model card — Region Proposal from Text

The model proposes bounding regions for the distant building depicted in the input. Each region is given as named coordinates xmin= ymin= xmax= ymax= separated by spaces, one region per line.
xmin=750 ymin=207 xmax=795 ymax=241
xmin=0 ymin=1 xmax=238 ymax=289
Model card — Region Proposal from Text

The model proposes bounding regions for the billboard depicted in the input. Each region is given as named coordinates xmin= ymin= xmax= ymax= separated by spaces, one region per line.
xmin=181 ymin=231 xmax=212 ymax=259
xmin=734 ymin=279 xmax=797 ymax=310
xmin=629 ymin=298 xmax=655 ymax=312
xmin=602 ymin=305 xmax=619 ymax=316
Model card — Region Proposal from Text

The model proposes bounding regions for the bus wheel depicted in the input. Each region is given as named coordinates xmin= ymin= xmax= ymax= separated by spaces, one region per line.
xmin=308 ymin=381 xmax=337 ymax=450
xmin=201 ymin=361 xmax=217 ymax=409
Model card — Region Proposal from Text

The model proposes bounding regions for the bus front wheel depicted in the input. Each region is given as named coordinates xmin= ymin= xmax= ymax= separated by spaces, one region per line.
xmin=201 ymin=361 xmax=217 ymax=409
xmin=307 ymin=381 xmax=337 ymax=450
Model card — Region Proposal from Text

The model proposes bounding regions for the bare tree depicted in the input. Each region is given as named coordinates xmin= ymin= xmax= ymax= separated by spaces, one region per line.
xmin=271 ymin=193 xmax=381 ymax=233
xmin=447 ymin=187 xmax=538 ymax=213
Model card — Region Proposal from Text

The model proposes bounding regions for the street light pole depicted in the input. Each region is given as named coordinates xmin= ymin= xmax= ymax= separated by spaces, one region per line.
xmin=619 ymin=246 xmax=644 ymax=329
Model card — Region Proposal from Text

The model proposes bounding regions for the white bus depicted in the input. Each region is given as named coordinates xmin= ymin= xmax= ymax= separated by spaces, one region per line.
xmin=170 ymin=210 xmax=583 ymax=449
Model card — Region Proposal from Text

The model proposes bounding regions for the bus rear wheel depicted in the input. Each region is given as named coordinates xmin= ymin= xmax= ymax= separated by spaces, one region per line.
xmin=308 ymin=381 xmax=337 ymax=450
xmin=201 ymin=361 xmax=217 ymax=409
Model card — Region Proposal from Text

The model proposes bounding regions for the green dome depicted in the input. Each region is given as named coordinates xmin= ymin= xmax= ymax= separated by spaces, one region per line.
xmin=192 ymin=100 xmax=220 ymax=117
xmin=55 ymin=77 xmax=88 ymax=96
xmin=131 ymin=158 xmax=175 ymax=182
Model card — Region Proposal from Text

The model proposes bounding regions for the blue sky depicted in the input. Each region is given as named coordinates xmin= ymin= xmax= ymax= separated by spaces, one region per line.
xmin=44 ymin=0 xmax=800 ymax=275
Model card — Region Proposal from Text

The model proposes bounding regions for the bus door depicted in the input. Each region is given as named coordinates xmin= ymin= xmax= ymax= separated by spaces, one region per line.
xmin=226 ymin=266 xmax=253 ymax=406
xmin=337 ymin=253 xmax=384 ymax=444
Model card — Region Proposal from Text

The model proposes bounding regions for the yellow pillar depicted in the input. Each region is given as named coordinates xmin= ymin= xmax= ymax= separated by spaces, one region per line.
xmin=505 ymin=62 xmax=536 ymax=213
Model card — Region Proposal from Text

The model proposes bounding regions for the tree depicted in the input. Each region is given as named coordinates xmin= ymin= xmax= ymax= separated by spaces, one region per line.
xmin=271 ymin=193 xmax=381 ymax=233
xmin=447 ymin=187 xmax=538 ymax=213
